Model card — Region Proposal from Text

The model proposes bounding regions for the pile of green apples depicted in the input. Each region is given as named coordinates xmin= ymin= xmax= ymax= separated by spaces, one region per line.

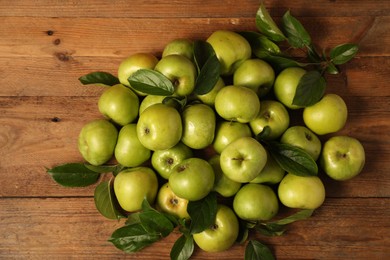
xmin=76 ymin=27 xmax=365 ymax=254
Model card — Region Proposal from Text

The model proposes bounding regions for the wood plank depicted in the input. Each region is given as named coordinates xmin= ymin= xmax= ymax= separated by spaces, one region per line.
xmin=0 ymin=0 xmax=389 ymax=18
xmin=1 ymin=55 xmax=389 ymax=97
xmin=0 ymin=197 xmax=388 ymax=259
xmin=0 ymin=16 xmax=388 ymax=58
xmin=0 ymin=95 xmax=389 ymax=198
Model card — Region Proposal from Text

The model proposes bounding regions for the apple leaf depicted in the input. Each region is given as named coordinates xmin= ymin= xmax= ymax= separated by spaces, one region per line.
xmin=187 ymin=192 xmax=218 ymax=234
xmin=128 ymin=69 xmax=175 ymax=96
xmin=193 ymin=40 xmax=221 ymax=95
xmin=94 ymin=179 xmax=125 ymax=220
xmin=108 ymin=223 xmax=161 ymax=253
xmin=239 ymin=31 xmax=281 ymax=59
xmin=170 ymin=234 xmax=194 ymax=260
xmin=46 ymin=163 xmax=100 ymax=187
xmin=256 ymin=209 xmax=314 ymax=236
xmin=282 ymin=10 xmax=311 ymax=48
xmin=245 ymin=240 xmax=275 ymax=260
xmin=78 ymin=71 xmax=120 ymax=86
xmin=330 ymin=43 xmax=359 ymax=65
xmin=84 ymin=163 xmax=123 ymax=174
xmin=255 ymin=3 xmax=286 ymax=42
xmin=163 ymin=96 xmax=188 ymax=110
xmin=265 ymin=141 xmax=318 ymax=177
xmin=262 ymin=54 xmax=309 ymax=72
xmin=292 ymin=70 xmax=326 ymax=107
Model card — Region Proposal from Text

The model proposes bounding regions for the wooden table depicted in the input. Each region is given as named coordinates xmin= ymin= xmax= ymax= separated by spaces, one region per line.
xmin=1 ymin=0 xmax=389 ymax=259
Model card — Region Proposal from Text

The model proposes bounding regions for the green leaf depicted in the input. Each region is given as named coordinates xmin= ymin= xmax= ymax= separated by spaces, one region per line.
xmin=128 ymin=69 xmax=174 ymax=96
xmin=330 ymin=43 xmax=359 ymax=65
xmin=326 ymin=62 xmax=339 ymax=75
xmin=162 ymin=96 xmax=188 ymax=110
xmin=245 ymin=240 xmax=275 ymax=260
xmin=255 ymin=3 xmax=286 ymax=42
xmin=94 ymin=179 xmax=124 ymax=220
xmin=265 ymin=141 xmax=318 ymax=176
xmin=139 ymin=210 xmax=175 ymax=237
xmin=236 ymin=220 xmax=250 ymax=244
xmin=108 ymin=223 xmax=161 ymax=253
xmin=84 ymin=163 xmax=122 ymax=174
xmin=292 ymin=70 xmax=326 ymax=107
xmin=47 ymin=163 xmax=100 ymax=187
xmin=170 ymin=234 xmax=194 ymax=260
xmin=262 ymin=54 xmax=308 ymax=72
xmin=282 ymin=10 xmax=311 ymax=48
xmin=257 ymin=209 xmax=314 ymax=236
xmin=256 ymin=126 xmax=272 ymax=141
xmin=126 ymin=212 xmax=141 ymax=225
xmin=187 ymin=192 xmax=218 ymax=234
xmin=78 ymin=71 xmax=120 ymax=86
xmin=239 ymin=31 xmax=281 ymax=59
xmin=193 ymin=40 xmax=221 ymax=95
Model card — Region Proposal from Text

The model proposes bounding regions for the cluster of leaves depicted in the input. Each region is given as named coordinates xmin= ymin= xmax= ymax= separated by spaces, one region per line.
xmin=47 ymin=2 xmax=359 ymax=260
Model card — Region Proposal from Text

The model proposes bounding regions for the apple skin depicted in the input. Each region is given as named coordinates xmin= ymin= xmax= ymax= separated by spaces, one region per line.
xmin=249 ymin=100 xmax=290 ymax=140
xmin=114 ymin=124 xmax=151 ymax=167
xmin=278 ymin=173 xmax=326 ymax=210
xmin=169 ymin=158 xmax=215 ymax=201
xmin=113 ymin=167 xmax=158 ymax=212
xmin=136 ymin=103 xmax=182 ymax=151
xmin=206 ymin=30 xmax=252 ymax=75
xmin=156 ymin=182 xmax=190 ymax=219
xmin=233 ymin=183 xmax=279 ymax=221
xmin=220 ymin=137 xmax=267 ymax=183
xmin=214 ymin=85 xmax=260 ymax=123
xmin=233 ymin=58 xmax=275 ymax=97
xmin=193 ymin=204 xmax=239 ymax=252
xmin=303 ymin=93 xmax=348 ymax=135
xmin=117 ymin=53 xmax=159 ymax=95
xmin=320 ymin=135 xmax=365 ymax=181
xmin=154 ymin=54 xmax=197 ymax=96
xmin=273 ymin=67 xmax=306 ymax=109
xmin=162 ymin=38 xmax=194 ymax=61
xmin=139 ymin=95 xmax=166 ymax=115
xmin=250 ymin=152 xmax=285 ymax=185
xmin=209 ymin=154 xmax=241 ymax=197
xmin=212 ymin=120 xmax=252 ymax=154
xmin=78 ymin=119 xmax=118 ymax=166
xmin=98 ymin=84 xmax=139 ymax=126
xmin=181 ymin=103 xmax=216 ymax=149
xmin=151 ymin=142 xmax=193 ymax=179
xmin=195 ymin=77 xmax=225 ymax=106
xmin=280 ymin=126 xmax=322 ymax=161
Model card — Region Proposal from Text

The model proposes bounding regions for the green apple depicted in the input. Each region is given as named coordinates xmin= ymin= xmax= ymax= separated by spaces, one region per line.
xmin=233 ymin=58 xmax=275 ymax=97
xmin=169 ymin=158 xmax=215 ymax=201
xmin=113 ymin=167 xmax=158 ymax=212
xmin=303 ymin=93 xmax=348 ymax=135
xmin=220 ymin=137 xmax=267 ymax=183
xmin=214 ymin=85 xmax=260 ymax=123
xmin=136 ymin=103 xmax=182 ymax=151
xmin=278 ymin=173 xmax=326 ymax=209
xmin=117 ymin=53 xmax=159 ymax=95
xmin=280 ymin=126 xmax=322 ymax=161
xmin=195 ymin=77 xmax=225 ymax=106
xmin=78 ymin=119 xmax=118 ymax=166
xmin=206 ymin=30 xmax=252 ymax=75
xmin=181 ymin=103 xmax=216 ymax=149
xmin=156 ymin=182 xmax=190 ymax=219
xmin=151 ymin=142 xmax=193 ymax=179
xmin=209 ymin=154 xmax=241 ymax=197
xmin=212 ymin=120 xmax=252 ymax=154
xmin=233 ymin=183 xmax=279 ymax=221
xmin=274 ymin=67 xmax=306 ymax=109
xmin=320 ymin=135 xmax=365 ymax=181
xmin=154 ymin=54 xmax=197 ymax=96
xmin=139 ymin=95 xmax=166 ymax=115
xmin=162 ymin=38 xmax=194 ymax=61
xmin=114 ymin=124 xmax=151 ymax=167
xmin=249 ymin=100 xmax=290 ymax=140
xmin=98 ymin=84 xmax=139 ymax=126
xmin=193 ymin=204 xmax=239 ymax=252
xmin=250 ymin=152 xmax=285 ymax=185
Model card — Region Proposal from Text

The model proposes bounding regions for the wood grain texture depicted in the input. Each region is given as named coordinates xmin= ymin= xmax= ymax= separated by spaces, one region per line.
xmin=0 ymin=0 xmax=389 ymax=259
